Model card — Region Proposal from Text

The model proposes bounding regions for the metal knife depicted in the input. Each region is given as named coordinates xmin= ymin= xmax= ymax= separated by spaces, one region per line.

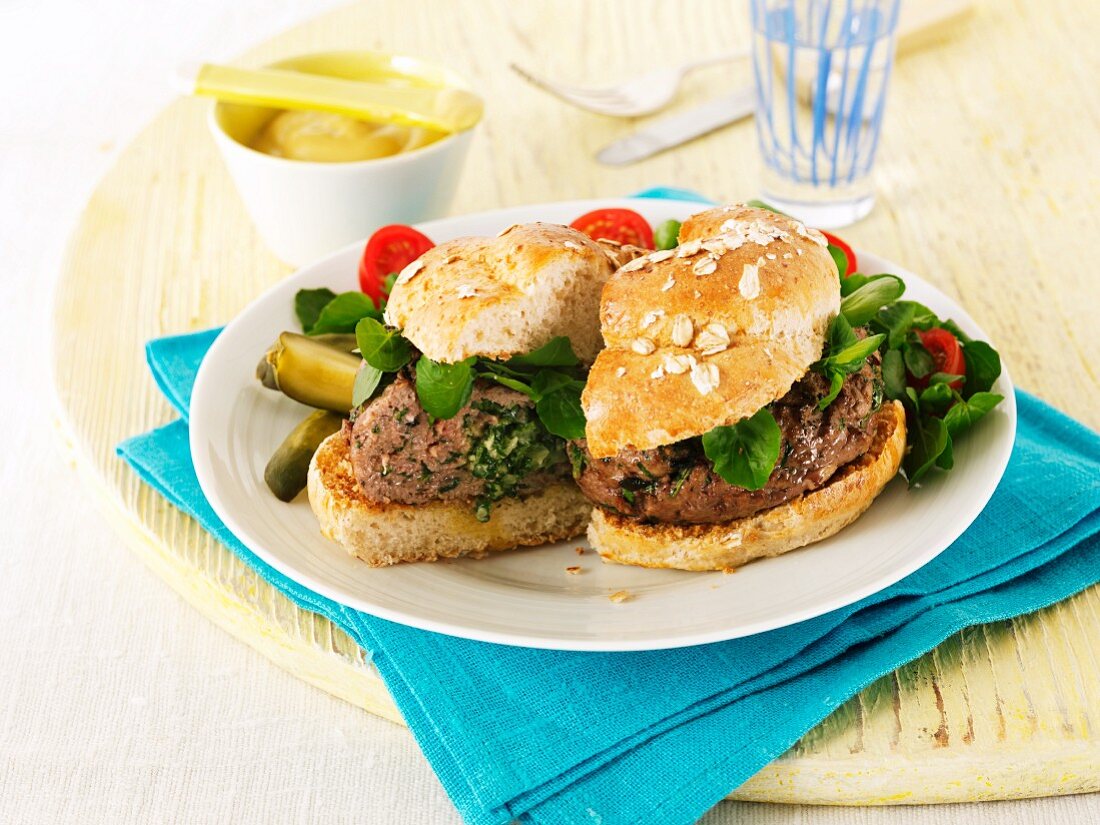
xmin=596 ymin=84 xmax=756 ymax=166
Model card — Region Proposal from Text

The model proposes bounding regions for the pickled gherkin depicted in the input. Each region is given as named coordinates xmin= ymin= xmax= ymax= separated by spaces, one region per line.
xmin=257 ymin=332 xmax=359 ymax=413
xmin=264 ymin=410 xmax=344 ymax=502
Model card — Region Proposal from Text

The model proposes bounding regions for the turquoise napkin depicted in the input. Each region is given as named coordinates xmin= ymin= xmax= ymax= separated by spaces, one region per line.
xmin=116 ymin=196 xmax=1100 ymax=825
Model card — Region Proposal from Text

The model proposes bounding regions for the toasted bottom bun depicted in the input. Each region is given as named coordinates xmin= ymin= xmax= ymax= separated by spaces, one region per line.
xmin=587 ymin=400 xmax=907 ymax=572
xmin=308 ymin=432 xmax=591 ymax=567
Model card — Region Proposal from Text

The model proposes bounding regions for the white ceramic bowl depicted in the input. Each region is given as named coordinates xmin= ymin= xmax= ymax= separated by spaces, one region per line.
xmin=209 ymin=51 xmax=477 ymax=266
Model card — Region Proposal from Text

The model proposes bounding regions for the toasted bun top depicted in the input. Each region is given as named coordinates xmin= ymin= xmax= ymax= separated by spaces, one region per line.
xmin=382 ymin=223 xmax=616 ymax=363
xmin=582 ymin=205 xmax=840 ymax=458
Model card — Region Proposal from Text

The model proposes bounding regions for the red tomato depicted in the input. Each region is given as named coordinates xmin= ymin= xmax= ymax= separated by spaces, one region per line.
xmin=915 ymin=328 xmax=966 ymax=389
xmin=570 ymin=208 xmax=655 ymax=249
xmin=821 ymin=230 xmax=858 ymax=277
xmin=358 ymin=225 xmax=435 ymax=304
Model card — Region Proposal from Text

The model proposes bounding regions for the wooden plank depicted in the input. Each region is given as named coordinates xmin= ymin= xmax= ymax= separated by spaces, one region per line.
xmin=51 ymin=0 xmax=1100 ymax=805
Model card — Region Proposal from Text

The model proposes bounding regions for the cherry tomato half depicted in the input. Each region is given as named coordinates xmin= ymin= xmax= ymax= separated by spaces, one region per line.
xmin=821 ymin=230 xmax=858 ymax=277
xmin=570 ymin=208 xmax=655 ymax=249
xmin=358 ymin=224 xmax=435 ymax=304
xmin=915 ymin=327 xmax=966 ymax=389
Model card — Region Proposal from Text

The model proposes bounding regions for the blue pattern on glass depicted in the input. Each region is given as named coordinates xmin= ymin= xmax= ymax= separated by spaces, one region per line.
xmin=750 ymin=0 xmax=900 ymax=225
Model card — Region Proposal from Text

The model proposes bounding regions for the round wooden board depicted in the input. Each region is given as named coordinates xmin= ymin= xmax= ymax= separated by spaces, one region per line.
xmin=51 ymin=0 xmax=1100 ymax=806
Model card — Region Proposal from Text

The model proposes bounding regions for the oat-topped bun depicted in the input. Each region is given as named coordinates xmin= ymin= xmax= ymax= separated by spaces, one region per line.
xmin=582 ymin=205 xmax=840 ymax=458
xmin=382 ymin=223 xmax=617 ymax=364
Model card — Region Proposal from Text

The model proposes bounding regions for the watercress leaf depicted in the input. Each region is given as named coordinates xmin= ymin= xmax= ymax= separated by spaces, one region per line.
xmin=827 ymin=313 xmax=859 ymax=352
xmin=535 ymin=384 xmax=586 ymax=440
xmin=744 ymin=199 xmax=788 ymax=216
xmin=919 ymin=381 xmax=954 ymax=415
xmin=530 ymin=369 xmax=578 ymax=399
xmin=309 ymin=292 xmax=382 ymax=335
xmin=839 ymin=272 xmax=873 ymax=297
xmin=961 ymin=340 xmax=1002 ymax=396
xmin=414 ymin=356 xmax=476 ymax=419
xmin=477 ymin=370 xmax=535 ymax=397
xmin=701 ymin=408 xmax=782 ymax=490
xmin=936 ymin=430 xmax=955 ymax=471
xmin=904 ymin=339 xmax=934 ymax=378
xmin=381 ymin=273 xmax=398 ymax=297
xmin=928 ymin=372 xmax=965 ymax=386
xmin=506 ymin=337 xmax=579 ymax=368
xmin=828 ymin=244 xmax=849 ymax=278
xmin=872 ymin=301 xmax=916 ymax=349
xmin=478 ymin=361 xmax=531 ymax=379
xmin=654 ymin=219 xmax=682 ymax=250
xmin=903 ymin=415 xmax=949 ymax=485
xmin=295 ymin=287 xmax=337 ymax=333
xmin=840 ymin=275 xmax=906 ymax=325
xmin=817 ymin=370 xmax=845 ymax=411
xmin=944 ymin=391 xmax=1004 ymax=437
xmin=967 ymin=391 xmax=1004 ymax=416
xmin=939 ymin=318 xmax=973 ymax=344
xmin=839 ymin=272 xmax=904 ymax=299
xmin=905 ymin=386 xmax=921 ymax=411
xmin=352 ymin=364 xmax=384 ymax=407
xmin=904 ymin=301 xmax=941 ymax=330
xmin=355 ymin=317 xmax=412 ymax=372
xmin=826 ymin=333 xmax=885 ymax=372
xmin=882 ymin=349 xmax=907 ymax=400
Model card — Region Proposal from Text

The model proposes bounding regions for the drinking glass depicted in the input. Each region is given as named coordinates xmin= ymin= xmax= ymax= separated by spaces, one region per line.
xmin=749 ymin=0 xmax=901 ymax=227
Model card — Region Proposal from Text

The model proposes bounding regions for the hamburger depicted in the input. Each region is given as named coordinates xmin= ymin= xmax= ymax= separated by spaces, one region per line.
xmin=307 ymin=223 xmax=644 ymax=566
xmin=576 ymin=205 xmax=907 ymax=571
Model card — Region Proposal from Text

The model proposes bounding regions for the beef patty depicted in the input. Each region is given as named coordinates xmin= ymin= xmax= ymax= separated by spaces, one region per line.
xmin=347 ymin=370 xmax=568 ymax=518
xmin=572 ymin=361 xmax=889 ymax=525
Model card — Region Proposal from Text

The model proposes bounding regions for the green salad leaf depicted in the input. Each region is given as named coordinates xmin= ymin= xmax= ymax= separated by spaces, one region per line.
xmin=838 ymin=272 xmax=892 ymax=298
xmin=813 ymin=315 xmax=884 ymax=409
xmin=701 ymin=408 xmax=782 ymax=490
xmin=744 ymin=199 xmax=788 ymax=215
xmin=476 ymin=364 xmax=536 ymax=397
xmin=871 ymin=301 xmax=916 ymax=348
xmin=817 ymin=371 xmax=846 ymax=410
xmin=944 ymin=391 xmax=1004 ymax=437
xmin=506 ymin=336 xmax=579 ymax=368
xmin=904 ymin=413 xmax=950 ymax=484
xmin=839 ymin=275 xmax=905 ymax=325
xmin=355 ymin=317 xmax=411 ymax=372
xmin=415 ymin=356 xmax=477 ymax=419
xmin=882 ymin=348 xmax=907 ymax=400
xmin=534 ymin=382 xmax=586 ymax=440
xmin=308 ymin=292 xmax=381 ymax=335
xmin=352 ymin=364 xmax=385 ymax=407
xmin=960 ymin=340 xmax=1001 ymax=395
xmin=903 ymin=336 xmax=934 ymax=378
xmin=855 ymin=287 xmax=1007 ymax=486
xmin=654 ymin=219 xmax=682 ymax=250
xmin=474 ymin=342 xmax=588 ymax=435
xmin=828 ymin=244 xmax=849 ymax=278
xmin=530 ymin=370 xmax=576 ymax=397
xmin=938 ymin=317 xmax=974 ymax=343
xmin=918 ymin=381 xmax=955 ymax=416
xmin=295 ymin=288 xmax=337 ymax=333
xmin=824 ymin=332 xmax=886 ymax=369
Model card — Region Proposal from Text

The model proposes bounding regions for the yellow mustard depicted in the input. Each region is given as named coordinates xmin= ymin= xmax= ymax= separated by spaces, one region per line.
xmin=250 ymin=110 xmax=445 ymax=162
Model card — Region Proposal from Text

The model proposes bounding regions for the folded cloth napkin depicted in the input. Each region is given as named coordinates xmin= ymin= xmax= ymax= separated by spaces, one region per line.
xmin=117 ymin=233 xmax=1100 ymax=825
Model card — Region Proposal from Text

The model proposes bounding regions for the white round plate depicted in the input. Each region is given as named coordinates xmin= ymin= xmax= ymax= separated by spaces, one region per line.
xmin=191 ymin=198 xmax=1016 ymax=651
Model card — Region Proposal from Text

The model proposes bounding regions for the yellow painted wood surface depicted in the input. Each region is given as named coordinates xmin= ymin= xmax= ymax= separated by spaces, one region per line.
xmin=51 ymin=0 xmax=1100 ymax=805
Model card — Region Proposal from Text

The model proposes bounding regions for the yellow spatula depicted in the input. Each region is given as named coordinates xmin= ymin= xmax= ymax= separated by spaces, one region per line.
xmin=177 ymin=62 xmax=483 ymax=134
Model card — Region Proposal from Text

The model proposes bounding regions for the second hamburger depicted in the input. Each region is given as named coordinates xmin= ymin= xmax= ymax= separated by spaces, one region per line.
xmin=576 ymin=205 xmax=907 ymax=571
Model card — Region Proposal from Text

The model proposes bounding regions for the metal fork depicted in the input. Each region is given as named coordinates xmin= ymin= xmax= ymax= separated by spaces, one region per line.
xmin=511 ymin=50 xmax=749 ymax=118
